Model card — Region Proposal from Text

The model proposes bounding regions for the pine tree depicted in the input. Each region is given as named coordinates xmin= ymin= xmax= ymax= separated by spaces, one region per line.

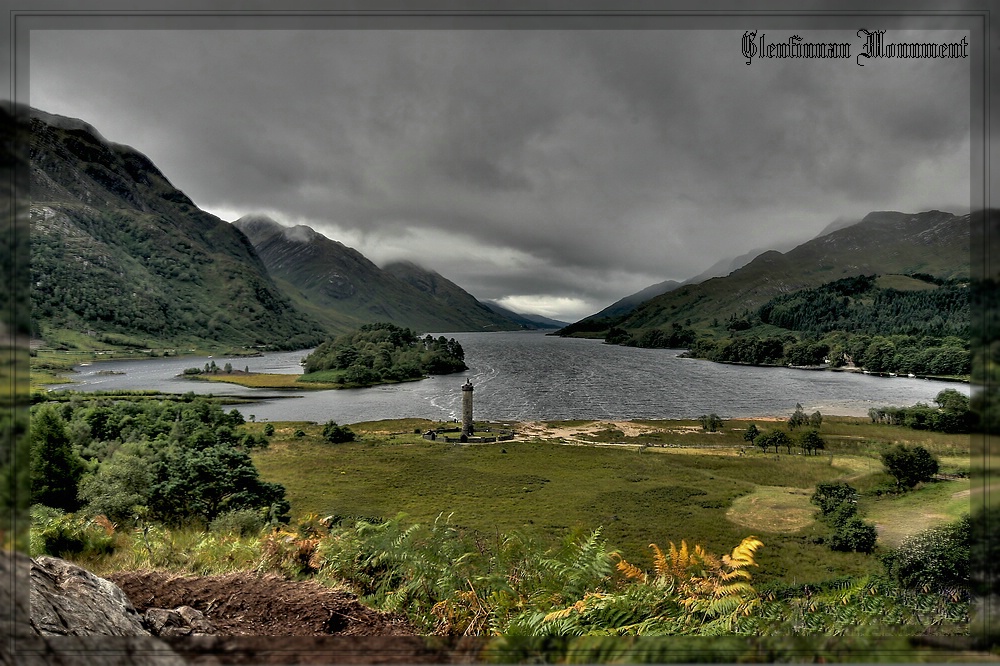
xmin=29 ymin=405 xmax=84 ymax=511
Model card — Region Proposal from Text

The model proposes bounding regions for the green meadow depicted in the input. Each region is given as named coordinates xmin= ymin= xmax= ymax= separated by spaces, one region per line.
xmin=250 ymin=416 xmax=970 ymax=586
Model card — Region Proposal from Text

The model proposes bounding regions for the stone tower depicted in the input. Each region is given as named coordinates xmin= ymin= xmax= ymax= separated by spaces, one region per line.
xmin=461 ymin=380 xmax=474 ymax=437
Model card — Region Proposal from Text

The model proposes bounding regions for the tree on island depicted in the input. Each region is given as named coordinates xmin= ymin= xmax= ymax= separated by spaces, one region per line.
xmin=742 ymin=423 xmax=760 ymax=447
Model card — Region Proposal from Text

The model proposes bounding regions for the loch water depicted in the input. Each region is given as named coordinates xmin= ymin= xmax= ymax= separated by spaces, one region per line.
xmin=52 ymin=330 xmax=971 ymax=425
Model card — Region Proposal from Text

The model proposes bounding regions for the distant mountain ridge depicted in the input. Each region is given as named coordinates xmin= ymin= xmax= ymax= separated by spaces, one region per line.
xmin=561 ymin=209 xmax=970 ymax=337
xmin=587 ymin=280 xmax=682 ymax=322
xmin=26 ymin=107 xmax=326 ymax=351
xmin=481 ymin=301 xmax=567 ymax=329
xmin=235 ymin=216 xmax=522 ymax=334
xmin=576 ymin=218 xmax=846 ymax=329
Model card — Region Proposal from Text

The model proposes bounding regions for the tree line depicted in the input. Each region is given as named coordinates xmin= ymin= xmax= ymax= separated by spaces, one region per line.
xmin=605 ymin=274 xmax=970 ymax=377
xmin=867 ymin=389 xmax=972 ymax=434
xmin=29 ymin=396 xmax=288 ymax=527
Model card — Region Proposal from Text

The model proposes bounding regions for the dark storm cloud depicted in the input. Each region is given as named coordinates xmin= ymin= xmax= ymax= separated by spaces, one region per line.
xmin=27 ymin=21 xmax=973 ymax=321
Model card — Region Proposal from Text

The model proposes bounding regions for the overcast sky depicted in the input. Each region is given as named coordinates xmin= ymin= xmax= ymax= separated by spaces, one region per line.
xmin=28 ymin=20 xmax=972 ymax=322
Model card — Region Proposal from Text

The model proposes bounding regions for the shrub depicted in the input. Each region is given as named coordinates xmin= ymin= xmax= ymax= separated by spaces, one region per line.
xmin=77 ymin=449 xmax=152 ymax=524
xmin=263 ymin=423 xmax=275 ymax=437
xmin=698 ymin=413 xmax=723 ymax=432
xmin=30 ymin=505 xmax=117 ymax=558
xmin=811 ymin=481 xmax=858 ymax=517
xmin=209 ymin=508 xmax=266 ymax=537
xmin=880 ymin=444 xmax=939 ymax=489
xmin=830 ymin=516 xmax=878 ymax=554
xmin=882 ymin=515 xmax=970 ymax=593
xmin=322 ymin=420 xmax=356 ymax=444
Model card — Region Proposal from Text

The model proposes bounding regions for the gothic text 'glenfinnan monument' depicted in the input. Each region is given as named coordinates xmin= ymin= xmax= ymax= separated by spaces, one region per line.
xmin=461 ymin=380 xmax=474 ymax=438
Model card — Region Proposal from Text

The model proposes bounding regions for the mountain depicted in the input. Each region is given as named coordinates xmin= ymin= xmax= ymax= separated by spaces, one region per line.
xmin=0 ymin=105 xmax=30 ymax=343
xmin=481 ymin=302 xmax=567 ymax=329
xmin=588 ymin=280 xmax=682 ymax=321
xmin=815 ymin=215 xmax=860 ymax=239
xmin=381 ymin=261 xmax=522 ymax=332
xmin=681 ymin=216 xmax=868 ymax=288
xmin=561 ymin=210 xmax=970 ymax=336
xmin=27 ymin=108 xmax=326 ymax=351
xmin=235 ymin=217 xmax=521 ymax=334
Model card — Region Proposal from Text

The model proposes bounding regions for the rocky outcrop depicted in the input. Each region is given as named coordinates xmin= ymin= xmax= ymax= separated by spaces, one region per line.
xmin=30 ymin=555 xmax=150 ymax=636
xmin=0 ymin=551 xmax=186 ymax=666
xmin=144 ymin=606 xmax=213 ymax=638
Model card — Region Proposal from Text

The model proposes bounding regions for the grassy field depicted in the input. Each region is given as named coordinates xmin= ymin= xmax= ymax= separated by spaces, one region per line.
xmin=188 ymin=370 xmax=427 ymax=391
xmin=863 ymin=478 xmax=971 ymax=548
xmin=249 ymin=416 xmax=970 ymax=586
xmin=189 ymin=372 xmax=339 ymax=390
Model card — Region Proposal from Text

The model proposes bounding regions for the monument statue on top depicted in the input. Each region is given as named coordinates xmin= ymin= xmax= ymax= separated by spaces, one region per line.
xmin=461 ymin=380 xmax=474 ymax=438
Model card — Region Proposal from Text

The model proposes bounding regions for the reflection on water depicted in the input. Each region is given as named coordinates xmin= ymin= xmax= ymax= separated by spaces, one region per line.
xmin=49 ymin=331 xmax=970 ymax=425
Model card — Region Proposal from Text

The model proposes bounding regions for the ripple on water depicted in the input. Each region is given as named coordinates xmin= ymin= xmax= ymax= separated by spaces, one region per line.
xmin=58 ymin=331 xmax=968 ymax=424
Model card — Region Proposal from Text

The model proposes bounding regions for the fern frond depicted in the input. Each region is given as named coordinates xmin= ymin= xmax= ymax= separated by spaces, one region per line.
xmin=650 ymin=543 xmax=669 ymax=579
xmin=729 ymin=536 xmax=763 ymax=567
xmin=670 ymin=540 xmax=689 ymax=571
xmin=543 ymin=607 xmax=574 ymax=623
xmin=614 ymin=553 xmax=648 ymax=582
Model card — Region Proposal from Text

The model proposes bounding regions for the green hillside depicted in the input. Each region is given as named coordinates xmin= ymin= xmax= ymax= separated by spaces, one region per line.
xmin=561 ymin=210 xmax=969 ymax=340
xmin=27 ymin=109 xmax=326 ymax=353
xmin=687 ymin=274 xmax=970 ymax=376
xmin=0 ymin=106 xmax=30 ymax=342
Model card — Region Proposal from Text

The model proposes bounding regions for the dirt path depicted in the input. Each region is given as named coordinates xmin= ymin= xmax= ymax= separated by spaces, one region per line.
xmin=514 ymin=419 xmax=702 ymax=445
xmin=109 ymin=570 xmax=415 ymax=637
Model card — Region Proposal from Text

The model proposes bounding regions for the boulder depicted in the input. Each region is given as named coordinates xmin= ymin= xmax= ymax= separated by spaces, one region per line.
xmin=30 ymin=555 xmax=150 ymax=636
xmin=0 ymin=551 xmax=186 ymax=666
xmin=145 ymin=605 xmax=213 ymax=637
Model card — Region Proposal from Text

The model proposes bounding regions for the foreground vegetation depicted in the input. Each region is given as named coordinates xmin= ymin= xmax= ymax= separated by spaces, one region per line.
xmin=19 ymin=390 xmax=979 ymax=650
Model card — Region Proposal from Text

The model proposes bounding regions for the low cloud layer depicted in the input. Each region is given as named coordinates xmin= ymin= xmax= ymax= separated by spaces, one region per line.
xmin=29 ymin=23 xmax=971 ymax=322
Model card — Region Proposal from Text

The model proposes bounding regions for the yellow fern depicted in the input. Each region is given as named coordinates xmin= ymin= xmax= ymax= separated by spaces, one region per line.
xmin=614 ymin=553 xmax=648 ymax=583
xmin=650 ymin=543 xmax=669 ymax=579
xmin=542 ymin=592 xmax=609 ymax=624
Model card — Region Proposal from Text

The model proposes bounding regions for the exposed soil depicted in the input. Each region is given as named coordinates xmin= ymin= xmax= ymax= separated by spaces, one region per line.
xmin=108 ymin=570 xmax=416 ymax=637
xmin=516 ymin=419 xmax=663 ymax=444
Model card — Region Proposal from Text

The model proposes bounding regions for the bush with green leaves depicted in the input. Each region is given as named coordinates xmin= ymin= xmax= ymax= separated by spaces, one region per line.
xmin=322 ymin=420 xmax=356 ymax=444
xmin=29 ymin=505 xmax=116 ymax=558
xmin=811 ymin=482 xmax=858 ymax=517
xmin=880 ymin=444 xmax=939 ymax=489
xmin=698 ymin=413 xmax=723 ymax=432
xmin=209 ymin=508 xmax=266 ymax=537
xmin=77 ymin=444 xmax=153 ymax=524
xmin=830 ymin=516 xmax=878 ymax=554
xmin=32 ymin=395 xmax=292 ymax=527
xmin=149 ymin=444 xmax=290 ymax=526
xmin=881 ymin=515 xmax=970 ymax=594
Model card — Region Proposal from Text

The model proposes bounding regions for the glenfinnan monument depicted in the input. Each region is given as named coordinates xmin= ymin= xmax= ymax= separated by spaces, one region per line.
xmin=461 ymin=380 xmax=474 ymax=437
